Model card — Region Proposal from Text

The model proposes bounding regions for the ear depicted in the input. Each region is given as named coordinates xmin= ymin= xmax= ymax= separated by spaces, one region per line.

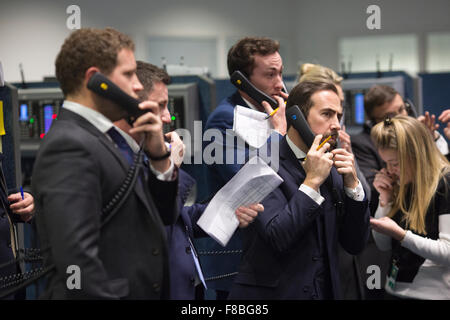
xmin=84 ymin=67 xmax=100 ymax=85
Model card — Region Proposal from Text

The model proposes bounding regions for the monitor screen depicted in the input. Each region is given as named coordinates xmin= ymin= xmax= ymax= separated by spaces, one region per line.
xmin=44 ymin=105 xmax=53 ymax=133
xmin=354 ymin=93 xmax=365 ymax=124
xmin=20 ymin=104 xmax=28 ymax=121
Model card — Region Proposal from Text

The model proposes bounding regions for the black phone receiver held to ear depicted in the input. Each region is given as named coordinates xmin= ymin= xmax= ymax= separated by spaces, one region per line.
xmin=404 ymin=98 xmax=418 ymax=118
xmin=286 ymin=105 xmax=315 ymax=149
xmin=230 ymin=70 xmax=278 ymax=109
xmin=87 ymin=72 xmax=144 ymax=122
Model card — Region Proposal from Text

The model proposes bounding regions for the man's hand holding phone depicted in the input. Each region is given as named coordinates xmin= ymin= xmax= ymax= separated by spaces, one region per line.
xmin=129 ymin=100 xmax=170 ymax=172
xmin=261 ymin=92 xmax=288 ymax=135
xmin=303 ymin=134 xmax=333 ymax=192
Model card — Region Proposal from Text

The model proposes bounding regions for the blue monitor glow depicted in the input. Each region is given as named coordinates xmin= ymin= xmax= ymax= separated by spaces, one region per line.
xmin=44 ymin=105 xmax=53 ymax=133
xmin=20 ymin=104 xmax=28 ymax=121
xmin=354 ymin=93 xmax=365 ymax=125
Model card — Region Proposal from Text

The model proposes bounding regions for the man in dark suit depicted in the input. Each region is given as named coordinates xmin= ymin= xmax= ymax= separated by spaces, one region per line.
xmin=202 ymin=37 xmax=287 ymax=298
xmin=205 ymin=37 xmax=287 ymax=195
xmin=228 ymin=81 xmax=370 ymax=300
xmin=114 ymin=61 xmax=262 ymax=299
xmin=31 ymin=28 xmax=178 ymax=299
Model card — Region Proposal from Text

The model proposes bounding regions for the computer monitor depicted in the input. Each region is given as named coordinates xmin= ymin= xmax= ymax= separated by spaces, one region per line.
xmin=341 ymin=76 xmax=405 ymax=134
xmin=19 ymin=103 xmax=29 ymax=122
xmin=167 ymin=82 xmax=200 ymax=158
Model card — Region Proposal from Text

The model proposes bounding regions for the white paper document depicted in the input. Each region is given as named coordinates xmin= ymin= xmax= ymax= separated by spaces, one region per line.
xmin=197 ymin=156 xmax=283 ymax=247
xmin=233 ymin=105 xmax=274 ymax=149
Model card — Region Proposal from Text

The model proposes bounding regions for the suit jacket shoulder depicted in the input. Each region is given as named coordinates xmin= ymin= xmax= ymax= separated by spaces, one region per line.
xmin=205 ymin=91 xmax=247 ymax=131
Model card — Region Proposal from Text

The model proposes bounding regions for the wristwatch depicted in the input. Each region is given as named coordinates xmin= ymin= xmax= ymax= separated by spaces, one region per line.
xmin=148 ymin=142 xmax=171 ymax=161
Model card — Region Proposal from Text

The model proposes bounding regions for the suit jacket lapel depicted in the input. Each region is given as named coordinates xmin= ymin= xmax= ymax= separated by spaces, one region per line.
xmin=229 ymin=90 xmax=249 ymax=109
xmin=57 ymin=109 xmax=154 ymax=215
xmin=279 ymin=137 xmax=306 ymax=182
xmin=97 ymin=136 xmax=156 ymax=217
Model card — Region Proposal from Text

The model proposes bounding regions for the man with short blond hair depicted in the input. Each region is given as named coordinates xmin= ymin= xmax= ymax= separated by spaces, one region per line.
xmin=32 ymin=28 xmax=178 ymax=299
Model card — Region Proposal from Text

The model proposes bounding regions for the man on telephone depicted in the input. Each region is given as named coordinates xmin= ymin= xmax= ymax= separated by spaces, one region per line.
xmin=228 ymin=81 xmax=370 ymax=299
xmin=202 ymin=37 xmax=288 ymax=299
xmin=114 ymin=61 xmax=263 ymax=300
xmin=32 ymin=28 xmax=179 ymax=299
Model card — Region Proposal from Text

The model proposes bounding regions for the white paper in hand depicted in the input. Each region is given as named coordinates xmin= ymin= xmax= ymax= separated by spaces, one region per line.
xmin=197 ymin=156 xmax=283 ymax=246
xmin=233 ymin=105 xmax=274 ymax=149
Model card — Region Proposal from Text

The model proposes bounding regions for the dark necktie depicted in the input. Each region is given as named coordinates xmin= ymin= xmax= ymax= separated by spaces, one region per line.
xmin=106 ymin=127 xmax=135 ymax=166
xmin=106 ymin=127 xmax=151 ymax=185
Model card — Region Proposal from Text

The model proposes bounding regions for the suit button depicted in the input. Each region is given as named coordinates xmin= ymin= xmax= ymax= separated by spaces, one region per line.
xmin=190 ymin=277 xmax=195 ymax=285
xmin=7 ymin=243 xmax=11 ymax=248
xmin=152 ymin=248 xmax=159 ymax=256
xmin=153 ymin=283 xmax=160 ymax=292
xmin=186 ymin=246 xmax=191 ymax=254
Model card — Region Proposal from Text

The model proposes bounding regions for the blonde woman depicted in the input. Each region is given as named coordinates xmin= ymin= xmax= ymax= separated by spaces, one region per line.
xmin=370 ymin=115 xmax=450 ymax=299
xmin=298 ymin=63 xmax=344 ymax=102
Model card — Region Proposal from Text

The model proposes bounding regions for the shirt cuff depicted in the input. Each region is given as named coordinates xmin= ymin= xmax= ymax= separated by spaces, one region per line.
xmin=299 ymin=184 xmax=325 ymax=206
xmin=375 ymin=202 xmax=392 ymax=219
xmin=400 ymin=230 xmax=415 ymax=248
xmin=344 ymin=180 xmax=365 ymax=201
xmin=273 ymin=130 xmax=283 ymax=137
xmin=149 ymin=158 xmax=176 ymax=181
xmin=435 ymin=133 xmax=449 ymax=155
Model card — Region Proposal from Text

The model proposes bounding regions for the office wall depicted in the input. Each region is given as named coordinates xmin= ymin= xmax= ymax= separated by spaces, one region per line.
xmin=292 ymin=0 xmax=450 ymax=73
xmin=1 ymin=0 xmax=450 ymax=82
xmin=0 ymin=0 xmax=296 ymax=82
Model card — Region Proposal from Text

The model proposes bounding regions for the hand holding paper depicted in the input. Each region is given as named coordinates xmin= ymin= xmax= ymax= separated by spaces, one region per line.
xmin=197 ymin=156 xmax=283 ymax=246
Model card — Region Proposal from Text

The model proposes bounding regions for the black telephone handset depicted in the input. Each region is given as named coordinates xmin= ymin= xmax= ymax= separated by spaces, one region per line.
xmin=404 ymin=98 xmax=418 ymax=118
xmin=230 ymin=70 xmax=279 ymax=109
xmin=286 ymin=105 xmax=315 ymax=149
xmin=87 ymin=72 xmax=144 ymax=122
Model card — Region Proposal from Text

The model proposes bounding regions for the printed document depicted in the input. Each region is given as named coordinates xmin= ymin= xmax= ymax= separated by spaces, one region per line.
xmin=233 ymin=105 xmax=274 ymax=149
xmin=197 ymin=156 xmax=283 ymax=246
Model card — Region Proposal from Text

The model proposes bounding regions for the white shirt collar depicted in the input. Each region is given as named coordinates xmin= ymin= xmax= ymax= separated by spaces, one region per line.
xmin=62 ymin=100 xmax=140 ymax=152
xmin=62 ymin=100 xmax=114 ymax=134
xmin=286 ymin=133 xmax=307 ymax=160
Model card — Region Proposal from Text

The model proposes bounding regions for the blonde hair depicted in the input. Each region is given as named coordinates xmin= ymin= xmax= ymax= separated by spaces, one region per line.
xmin=297 ymin=63 xmax=343 ymax=85
xmin=371 ymin=116 xmax=450 ymax=234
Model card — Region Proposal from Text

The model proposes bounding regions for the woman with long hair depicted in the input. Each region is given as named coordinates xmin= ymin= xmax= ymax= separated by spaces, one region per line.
xmin=370 ymin=115 xmax=450 ymax=299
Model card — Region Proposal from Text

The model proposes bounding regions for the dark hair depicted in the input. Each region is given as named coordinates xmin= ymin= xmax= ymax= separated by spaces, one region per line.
xmin=364 ymin=85 xmax=399 ymax=120
xmin=135 ymin=61 xmax=171 ymax=101
xmin=286 ymin=80 xmax=338 ymax=118
xmin=227 ymin=37 xmax=280 ymax=77
xmin=55 ymin=27 xmax=135 ymax=96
